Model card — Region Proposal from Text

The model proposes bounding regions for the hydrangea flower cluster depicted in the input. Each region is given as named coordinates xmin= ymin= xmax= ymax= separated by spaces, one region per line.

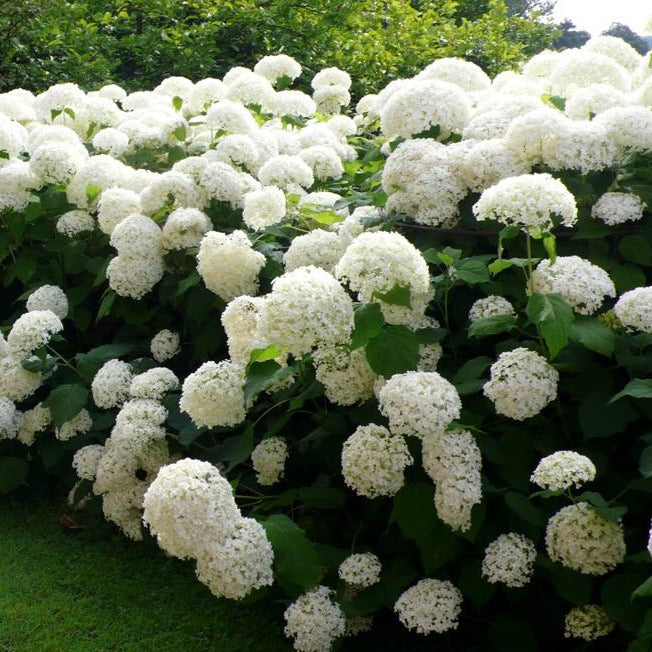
xmin=481 ymin=533 xmax=537 ymax=588
xmin=394 ymin=579 xmax=463 ymax=634
xmin=530 ymin=451 xmax=596 ymax=491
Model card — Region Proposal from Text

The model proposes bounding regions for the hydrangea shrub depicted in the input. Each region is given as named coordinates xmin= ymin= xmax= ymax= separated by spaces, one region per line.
xmin=1 ymin=40 xmax=652 ymax=650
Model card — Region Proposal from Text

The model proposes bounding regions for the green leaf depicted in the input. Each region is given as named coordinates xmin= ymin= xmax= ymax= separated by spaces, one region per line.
xmin=371 ymin=283 xmax=411 ymax=308
xmin=172 ymin=95 xmax=183 ymax=112
xmin=452 ymin=356 xmax=492 ymax=395
xmin=0 ymin=457 xmax=29 ymax=494
xmin=21 ymin=354 xmax=57 ymax=374
xmin=611 ymin=379 xmax=652 ymax=403
xmin=526 ymin=293 xmax=574 ymax=359
xmin=14 ymin=255 xmax=37 ymax=284
xmin=468 ymin=314 xmax=517 ymax=338
xmin=248 ymin=345 xmax=282 ymax=365
xmin=639 ymin=446 xmax=652 ymax=478
xmin=619 ymin=235 xmax=652 ymax=267
xmin=570 ymin=318 xmax=615 ymax=357
xmin=351 ymin=302 xmax=384 ymax=350
xmin=96 ymin=291 xmax=116 ymax=322
xmin=365 ymin=325 xmax=420 ymax=377
xmin=576 ymin=491 xmax=628 ymax=521
xmin=488 ymin=257 xmax=540 ymax=276
xmin=542 ymin=232 xmax=556 ymax=264
xmin=176 ymin=271 xmax=200 ymax=296
xmin=504 ymin=491 xmax=545 ymax=526
xmin=497 ymin=225 xmax=521 ymax=258
xmin=226 ymin=424 xmax=254 ymax=472
xmin=244 ymin=360 xmax=293 ymax=402
xmin=542 ymin=93 xmax=566 ymax=110
xmin=579 ymin=390 xmax=639 ymax=439
xmin=85 ymin=183 xmax=102 ymax=204
xmin=454 ymin=258 xmax=490 ymax=284
xmin=43 ymin=384 xmax=89 ymax=427
xmin=632 ymin=577 xmax=652 ymax=600
xmin=75 ymin=343 xmax=136 ymax=382
xmin=260 ymin=514 xmax=322 ymax=596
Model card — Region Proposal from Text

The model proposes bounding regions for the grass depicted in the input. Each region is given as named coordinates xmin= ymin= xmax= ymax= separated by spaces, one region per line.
xmin=0 ymin=491 xmax=290 ymax=652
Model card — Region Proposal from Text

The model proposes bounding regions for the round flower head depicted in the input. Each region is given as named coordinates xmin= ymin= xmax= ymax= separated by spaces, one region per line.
xmin=254 ymin=54 xmax=302 ymax=84
xmin=394 ymin=579 xmax=462 ymax=635
xmin=257 ymin=266 xmax=354 ymax=358
xmin=549 ymin=50 xmax=630 ymax=97
xmin=284 ymin=585 xmax=346 ymax=652
xmin=197 ymin=230 xmax=266 ymax=301
xmin=422 ymin=430 xmax=482 ymax=532
xmin=614 ymin=287 xmax=652 ymax=333
xmin=242 ymin=186 xmax=286 ymax=231
xmin=481 ymin=533 xmax=537 ymax=588
xmin=179 ymin=360 xmax=246 ymax=428
xmin=531 ymin=256 xmax=615 ymax=315
xmin=221 ymin=295 xmax=267 ymax=364
xmin=545 ymin=502 xmax=626 ymax=575
xmin=92 ymin=128 xmax=129 ymax=156
xmin=592 ymin=192 xmax=646 ymax=226
xmin=483 ymin=348 xmax=559 ymax=420
xmin=130 ymin=367 xmax=179 ymax=400
xmin=8 ymin=310 xmax=63 ymax=360
xmin=460 ymin=138 xmax=528 ymax=193
xmin=504 ymin=108 xmax=571 ymax=166
xmin=195 ymin=517 xmax=274 ymax=600
xmin=312 ymin=85 xmax=350 ymax=114
xmin=417 ymin=57 xmax=491 ymax=91
xmin=143 ymin=458 xmax=241 ymax=559
xmin=583 ymin=35 xmax=642 ymax=72
xmin=26 ymin=285 xmax=68 ymax=319
xmin=311 ymin=67 xmax=352 ymax=90
xmin=55 ymin=409 xmax=92 ymax=441
xmin=473 ymin=173 xmax=577 ymax=232
xmin=341 ymin=424 xmax=413 ymax=498
xmin=313 ymin=346 xmax=375 ymax=406
xmin=56 ymin=210 xmax=95 ymax=237
xmin=338 ymin=553 xmax=381 ymax=588
xmin=96 ymin=189 xmax=141 ymax=237
xmin=257 ymin=154 xmax=314 ymax=190
xmin=0 ymin=397 xmax=19 ymax=439
xmin=0 ymin=355 xmax=43 ymax=402
xmin=378 ymin=371 xmax=461 ymax=439
xmin=272 ymin=90 xmax=316 ymax=118
xmin=251 ymin=437 xmax=288 ymax=485
xmin=531 ymin=451 xmax=596 ymax=492
xmin=564 ymin=605 xmax=615 ymax=641
xmin=16 ymin=403 xmax=51 ymax=446
xmin=468 ymin=296 xmax=515 ymax=322
xmin=162 ymin=207 xmax=211 ymax=252
xmin=594 ymin=106 xmax=652 ymax=151
xmin=72 ymin=444 xmax=106 ymax=481
xmin=91 ymin=359 xmax=133 ymax=409
xmin=29 ymin=141 xmax=88 ymax=185
xmin=150 ymin=329 xmax=180 ymax=362
xmin=335 ymin=231 xmax=431 ymax=325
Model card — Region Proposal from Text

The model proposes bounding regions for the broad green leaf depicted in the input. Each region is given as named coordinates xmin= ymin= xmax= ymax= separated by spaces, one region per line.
xmin=96 ymin=291 xmax=116 ymax=322
xmin=526 ymin=293 xmax=574 ymax=359
xmin=172 ymin=95 xmax=183 ymax=111
xmin=14 ymin=255 xmax=37 ymax=284
xmin=576 ymin=491 xmax=627 ymax=521
xmin=248 ymin=345 xmax=282 ymax=365
xmin=570 ymin=318 xmax=615 ymax=357
xmin=85 ymin=183 xmax=102 ymax=204
xmin=579 ymin=390 xmax=638 ymax=439
xmin=244 ymin=360 xmax=293 ymax=402
xmin=351 ymin=302 xmax=384 ymax=350
xmin=611 ymin=379 xmax=652 ymax=403
xmin=44 ymin=384 xmax=89 ymax=427
xmin=176 ymin=271 xmax=201 ymax=296
xmin=488 ymin=257 xmax=540 ymax=276
xmin=468 ymin=314 xmax=517 ymax=338
xmin=542 ymin=232 xmax=556 ymax=264
xmin=75 ymin=343 xmax=136 ymax=382
xmin=365 ymin=325 xmax=419 ymax=377
xmin=619 ymin=235 xmax=652 ymax=267
xmin=504 ymin=491 xmax=545 ymax=526
xmin=454 ymin=258 xmax=490 ymax=284
xmin=261 ymin=514 xmax=322 ymax=596
xmin=452 ymin=356 xmax=492 ymax=395
xmin=226 ymin=424 xmax=254 ymax=472
xmin=632 ymin=577 xmax=652 ymax=600
xmin=371 ymin=283 xmax=411 ymax=308
xmin=21 ymin=354 xmax=57 ymax=374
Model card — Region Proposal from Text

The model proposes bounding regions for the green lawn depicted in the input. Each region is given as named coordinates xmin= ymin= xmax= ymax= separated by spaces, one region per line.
xmin=0 ymin=492 xmax=290 ymax=652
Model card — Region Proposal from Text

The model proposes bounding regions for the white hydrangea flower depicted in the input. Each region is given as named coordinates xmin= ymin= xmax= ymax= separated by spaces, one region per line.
xmin=16 ymin=403 xmax=51 ymax=445
xmin=483 ymin=348 xmax=559 ymax=421
xmin=242 ymin=186 xmax=287 ymax=231
xmin=338 ymin=553 xmax=381 ymax=588
xmin=531 ymin=450 xmax=596 ymax=491
xmin=335 ymin=231 xmax=431 ymax=325
xmin=284 ymin=585 xmax=346 ymax=652
xmin=257 ymin=266 xmax=354 ymax=358
xmin=140 ymin=170 xmax=200 ymax=216
xmin=564 ymin=605 xmax=615 ymax=641
xmin=545 ymin=502 xmax=626 ymax=575
xmin=298 ymin=145 xmax=343 ymax=181
xmin=564 ymin=83 xmax=629 ymax=121
xmin=531 ymin=256 xmax=615 ymax=316
xmin=468 ymin=295 xmax=515 ymax=322
xmin=0 ymin=396 xmax=18 ymax=439
xmin=460 ymin=139 xmax=528 ymax=192
xmin=381 ymin=138 xmax=466 ymax=227
xmin=378 ymin=371 xmax=461 ymax=439
xmin=258 ymin=154 xmax=314 ymax=190
xmin=179 ymin=360 xmax=246 ymax=428
xmin=254 ymin=54 xmax=302 ymax=84
xmin=7 ymin=309 xmax=63 ymax=360
xmin=521 ymin=49 xmax=562 ymax=80
xmin=272 ymin=90 xmax=316 ymax=118
xmin=97 ymin=187 xmax=142 ymax=235
xmin=55 ymin=409 xmax=92 ymax=441
xmin=91 ymin=359 xmax=133 ymax=409
xmin=251 ymin=437 xmax=288 ymax=485
xmin=341 ymin=424 xmax=413 ymax=498
xmin=417 ymin=57 xmax=491 ymax=91
xmin=143 ymin=458 xmax=242 ymax=559
xmin=56 ymin=210 xmax=95 ymax=237
xmin=161 ymin=207 xmax=211 ymax=251
xmin=197 ymin=230 xmax=266 ymax=301
xmin=66 ymin=155 xmax=128 ymax=209
xmin=594 ymin=106 xmax=652 ymax=151
xmin=150 ymin=330 xmax=180 ymax=362
xmin=29 ymin=141 xmax=88 ymax=185
xmin=481 ymin=533 xmax=537 ymax=588
xmin=129 ymin=368 xmax=179 ymax=400
xmin=313 ymin=346 xmax=376 ymax=406
xmin=206 ymin=99 xmax=258 ymax=134
xmin=394 ymin=579 xmax=462 ymax=635
xmin=72 ymin=444 xmax=106 ymax=481
xmin=313 ymin=85 xmax=350 ymax=114
xmin=614 ymin=287 xmax=652 ymax=333
xmin=583 ymin=35 xmax=642 ymax=72
xmin=26 ymin=285 xmax=68 ymax=319
xmin=380 ymin=79 xmax=471 ymax=140
xmin=422 ymin=430 xmax=482 ymax=532
xmin=591 ymin=192 xmax=646 ymax=225
xmin=473 ymin=173 xmax=577 ymax=232
xmin=344 ymin=616 xmax=374 ymax=637
xmin=92 ymin=127 xmax=130 ymax=156
xmin=0 ymin=355 xmax=43 ymax=401
xmin=312 ymin=67 xmax=352 ymax=90
xmin=195 ymin=517 xmax=274 ymax=599
xmin=107 ymin=254 xmax=164 ymax=300
xmin=549 ymin=50 xmax=630 ymax=97
xmin=221 ymin=295 xmax=267 ymax=364
xmin=284 ymin=229 xmax=345 ymax=274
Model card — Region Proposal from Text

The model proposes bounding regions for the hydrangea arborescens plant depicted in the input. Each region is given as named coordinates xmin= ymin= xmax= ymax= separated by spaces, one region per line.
xmin=1 ymin=40 xmax=652 ymax=650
